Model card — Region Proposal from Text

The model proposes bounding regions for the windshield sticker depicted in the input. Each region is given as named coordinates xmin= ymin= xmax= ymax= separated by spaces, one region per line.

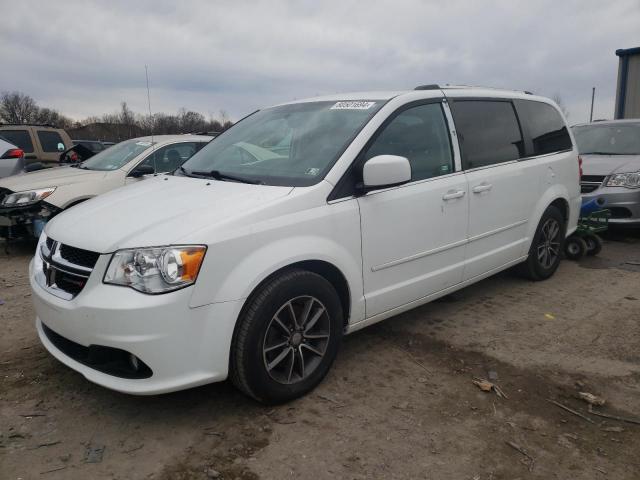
xmin=136 ymin=141 xmax=152 ymax=146
xmin=330 ymin=101 xmax=376 ymax=110
xmin=305 ymin=167 xmax=321 ymax=176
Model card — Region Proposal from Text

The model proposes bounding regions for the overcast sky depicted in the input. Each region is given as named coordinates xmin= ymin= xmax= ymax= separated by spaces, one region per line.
xmin=1 ymin=0 xmax=638 ymax=123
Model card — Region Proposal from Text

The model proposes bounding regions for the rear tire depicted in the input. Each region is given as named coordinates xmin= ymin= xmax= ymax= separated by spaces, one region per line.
xmin=564 ymin=236 xmax=587 ymax=260
xmin=518 ymin=205 xmax=566 ymax=280
xmin=584 ymin=233 xmax=603 ymax=256
xmin=230 ymin=269 xmax=343 ymax=404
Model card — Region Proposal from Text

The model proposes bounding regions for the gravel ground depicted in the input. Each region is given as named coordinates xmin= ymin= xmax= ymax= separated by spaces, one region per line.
xmin=1 ymin=231 xmax=639 ymax=479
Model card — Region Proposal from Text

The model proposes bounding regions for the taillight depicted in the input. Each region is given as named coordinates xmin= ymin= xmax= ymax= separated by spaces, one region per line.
xmin=70 ymin=151 xmax=78 ymax=162
xmin=1 ymin=148 xmax=24 ymax=159
xmin=578 ymin=155 xmax=583 ymax=180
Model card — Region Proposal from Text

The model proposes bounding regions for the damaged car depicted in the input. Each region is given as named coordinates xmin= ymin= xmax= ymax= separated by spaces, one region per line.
xmin=0 ymin=135 xmax=211 ymax=240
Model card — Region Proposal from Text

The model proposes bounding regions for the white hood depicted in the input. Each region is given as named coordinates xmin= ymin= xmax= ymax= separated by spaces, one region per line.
xmin=0 ymin=166 xmax=108 ymax=191
xmin=45 ymin=175 xmax=293 ymax=252
xmin=581 ymin=154 xmax=640 ymax=176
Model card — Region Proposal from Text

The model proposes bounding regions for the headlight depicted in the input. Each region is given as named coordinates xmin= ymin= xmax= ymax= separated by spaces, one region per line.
xmin=104 ymin=245 xmax=206 ymax=294
xmin=1 ymin=187 xmax=56 ymax=207
xmin=606 ymin=172 xmax=640 ymax=188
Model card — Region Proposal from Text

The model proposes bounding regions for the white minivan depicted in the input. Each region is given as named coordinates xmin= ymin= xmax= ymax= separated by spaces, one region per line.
xmin=30 ymin=86 xmax=581 ymax=403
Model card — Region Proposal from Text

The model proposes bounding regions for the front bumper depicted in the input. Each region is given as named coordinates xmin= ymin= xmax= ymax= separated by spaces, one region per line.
xmin=30 ymin=256 xmax=243 ymax=395
xmin=0 ymin=201 xmax=60 ymax=239
xmin=582 ymin=186 xmax=640 ymax=226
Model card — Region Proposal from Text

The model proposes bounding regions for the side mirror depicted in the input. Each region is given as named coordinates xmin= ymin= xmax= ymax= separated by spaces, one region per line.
xmin=129 ymin=164 xmax=155 ymax=178
xmin=360 ymin=155 xmax=411 ymax=192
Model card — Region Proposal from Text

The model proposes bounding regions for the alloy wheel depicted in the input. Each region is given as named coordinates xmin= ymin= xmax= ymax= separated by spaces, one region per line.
xmin=537 ymin=218 xmax=561 ymax=269
xmin=262 ymin=295 xmax=331 ymax=384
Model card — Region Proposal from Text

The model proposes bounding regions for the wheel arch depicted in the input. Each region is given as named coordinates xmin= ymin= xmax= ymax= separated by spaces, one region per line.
xmin=525 ymin=185 xmax=573 ymax=253
xmin=236 ymin=260 xmax=352 ymax=329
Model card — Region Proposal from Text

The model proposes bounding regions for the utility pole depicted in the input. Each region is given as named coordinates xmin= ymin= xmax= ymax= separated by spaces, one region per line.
xmin=589 ymin=87 xmax=595 ymax=122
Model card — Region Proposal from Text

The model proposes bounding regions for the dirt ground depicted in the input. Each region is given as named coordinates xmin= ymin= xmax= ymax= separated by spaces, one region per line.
xmin=1 ymin=231 xmax=640 ymax=480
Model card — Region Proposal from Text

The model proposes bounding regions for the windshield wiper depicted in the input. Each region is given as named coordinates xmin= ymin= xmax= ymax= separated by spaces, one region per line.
xmin=581 ymin=152 xmax=628 ymax=155
xmin=188 ymin=169 xmax=263 ymax=185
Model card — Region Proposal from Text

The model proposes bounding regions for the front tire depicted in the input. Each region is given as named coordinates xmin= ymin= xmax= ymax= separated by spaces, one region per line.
xmin=230 ymin=269 xmax=343 ymax=404
xmin=518 ymin=205 xmax=566 ymax=280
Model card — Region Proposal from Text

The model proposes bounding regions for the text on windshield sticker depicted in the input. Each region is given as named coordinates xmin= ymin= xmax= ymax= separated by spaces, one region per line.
xmin=330 ymin=101 xmax=376 ymax=110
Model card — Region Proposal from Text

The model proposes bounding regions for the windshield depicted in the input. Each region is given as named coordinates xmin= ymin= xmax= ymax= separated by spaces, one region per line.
xmin=180 ymin=100 xmax=384 ymax=186
xmin=573 ymin=123 xmax=640 ymax=155
xmin=80 ymin=139 xmax=154 ymax=171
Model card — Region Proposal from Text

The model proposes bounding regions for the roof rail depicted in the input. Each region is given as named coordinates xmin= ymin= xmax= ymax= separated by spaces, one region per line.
xmin=417 ymin=84 xmax=533 ymax=95
xmin=0 ymin=123 xmax=58 ymax=128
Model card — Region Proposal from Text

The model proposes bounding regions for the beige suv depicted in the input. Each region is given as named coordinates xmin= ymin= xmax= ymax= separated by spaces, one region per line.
xmin=0 ymin=125 xmax=73 ymax=167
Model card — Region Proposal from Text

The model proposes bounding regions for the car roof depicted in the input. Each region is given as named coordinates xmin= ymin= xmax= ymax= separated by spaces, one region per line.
xmin=0 ymin=124 xmax=61 ymax=130
xmin=276 ymin=85 xmax=546 ymax=107
xmin=572 ymin=119 xmax=640 ymax=127
xmin=126 ymin=134 xmax=213 ymax=144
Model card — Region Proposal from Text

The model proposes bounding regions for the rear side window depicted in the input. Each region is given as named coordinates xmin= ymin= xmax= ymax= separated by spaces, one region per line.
xmin=451 ymin=100 xmax=524 ymax=169
xmin=37 ymin=130 xmax=65 ymax=152
xmin=518 ymin=101 xmax=572 ymax=155
xmin=363 ymin=103 xmax=454 ymax=181
xmin=0 ymin=129 xmax=34 ymax=153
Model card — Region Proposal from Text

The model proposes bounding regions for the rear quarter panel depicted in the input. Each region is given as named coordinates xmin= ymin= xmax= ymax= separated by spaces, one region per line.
xmin=524 ymin=148 xmax=580 ymax=255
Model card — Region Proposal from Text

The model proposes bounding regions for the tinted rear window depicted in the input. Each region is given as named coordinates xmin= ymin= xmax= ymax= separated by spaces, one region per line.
xmin=451 ymin=100 xmax=524 ymax=169
xmin=37 ymin=130 xmax=66 ymax=152
xmin=518 ymin=101 xmax=572 ymax=155
xmin=0 ymin=129 xmax=34 ymax=153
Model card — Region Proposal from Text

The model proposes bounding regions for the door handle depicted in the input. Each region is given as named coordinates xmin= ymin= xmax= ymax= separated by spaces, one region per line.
xmin=442 ymin=190 xmax=466 ymax=201
xmin=472 ymin=183 xmax=493 ymax=193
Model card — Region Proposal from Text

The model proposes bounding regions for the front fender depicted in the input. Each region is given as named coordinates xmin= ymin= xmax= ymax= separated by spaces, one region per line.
xmin=189 ymin=199 xmax=365 ymax=324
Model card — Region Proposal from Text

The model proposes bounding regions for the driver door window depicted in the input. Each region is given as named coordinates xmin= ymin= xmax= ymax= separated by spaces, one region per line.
xmin=140 ymin=142 xmax=199 ymax=173
xmin=364 ymin=103 xmax=454 ymax=181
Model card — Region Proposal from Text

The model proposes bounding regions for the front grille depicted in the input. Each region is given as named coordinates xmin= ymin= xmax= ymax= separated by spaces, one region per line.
xmin=38 ymin=237 xmax=100 ymax=299
xmin=608 ymin=207 xmax=633 ymax=219
xmin=54 ymin=270 xmax=88 ymax=296
xmin=581 ymin=175 xmax=605 ymax=194
xmin=59 ymin=244 xmax=100 ymax=269
xmin=0 ymin=187 xmax=10 ymax=205
xmin=41 ymin=323 xmax=152 ymax=379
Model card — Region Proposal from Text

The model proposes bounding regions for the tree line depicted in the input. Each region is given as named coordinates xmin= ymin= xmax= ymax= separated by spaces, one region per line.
xmin=0 ymin=91 xmax=234 ymax=138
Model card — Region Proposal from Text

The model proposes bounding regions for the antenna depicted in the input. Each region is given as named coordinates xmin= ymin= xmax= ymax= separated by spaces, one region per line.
xmin=145 ymin=65 xmax=157 ymax=173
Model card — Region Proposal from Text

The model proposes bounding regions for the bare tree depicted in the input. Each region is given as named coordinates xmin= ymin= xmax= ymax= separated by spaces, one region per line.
xmin=0 ymin=91 xmax=39 ymax=124
xmin=119 ymin=102 xmax=134 ymax=124
xmin=552 ymin=94 xmax=570 ymax=119
xmin=34 ymin=107 xmax=74 ymax=129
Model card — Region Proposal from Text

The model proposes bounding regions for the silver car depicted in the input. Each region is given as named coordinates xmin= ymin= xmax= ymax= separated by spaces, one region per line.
xmin=0 ymin=136 xmax=25 ymax=178
xmin=573 ymin=120 xmax=640 ymax=227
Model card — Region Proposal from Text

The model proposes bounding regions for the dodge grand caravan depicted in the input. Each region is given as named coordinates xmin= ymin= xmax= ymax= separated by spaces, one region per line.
xmin=30 ymin=86 xmax=581 ymax=403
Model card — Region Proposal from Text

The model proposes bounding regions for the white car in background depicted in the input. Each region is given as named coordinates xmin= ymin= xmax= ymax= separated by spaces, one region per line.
xmin=30 ymin=87 xmax=580 ymax=403
xmin=0 ymin=135 xmax=211 ymax=239
xmin=0 ymin=136 xmax=25 ymax=179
